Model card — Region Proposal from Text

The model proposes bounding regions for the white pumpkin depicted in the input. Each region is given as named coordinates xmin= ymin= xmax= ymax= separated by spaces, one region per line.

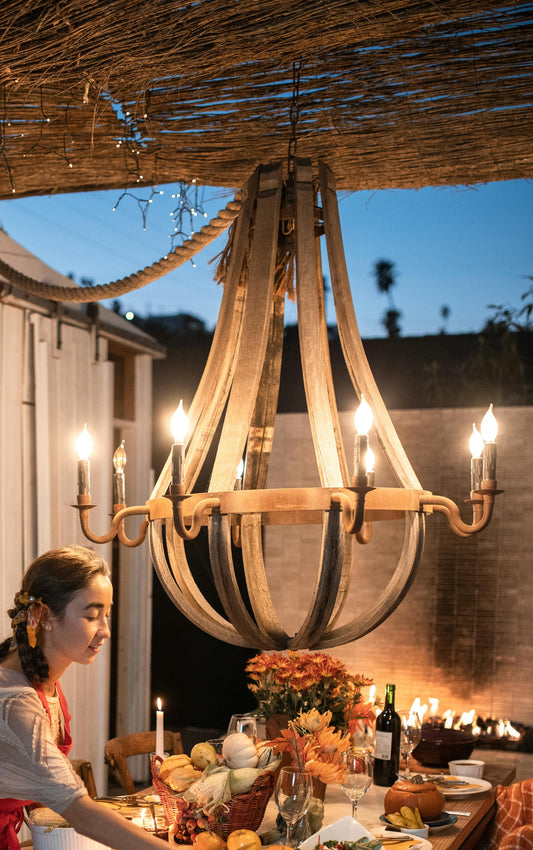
xmin=222 ymin=732 xmax=259 ymax=768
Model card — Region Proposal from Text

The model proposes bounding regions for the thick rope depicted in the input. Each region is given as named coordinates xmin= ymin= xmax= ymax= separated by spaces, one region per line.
xmin=0 ymin=195 xmax=242 ymax=303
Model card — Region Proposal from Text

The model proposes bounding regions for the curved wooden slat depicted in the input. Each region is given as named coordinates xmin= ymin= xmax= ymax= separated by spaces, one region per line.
xmin=148 ymin=522 xmax=250 ymax=646
xmin=152 ymin=168 xmax=258 ymax=499
xmin=210 ymin=163 xmax=283 ymax=493
xmin=208 ymin=512 xmax=273 ymax=648
xmin=319 ymin=160 xmax=422 ymax=491
xmin=240 ymin=514 xmax=289 ymax=647
xmin=295 ymin=158 xmax=348 ymax=488
xmin=320 ymin=524 xmax=354 ymax=629
xmin=245 ymin=294 xmax=285 ymax=491
xmin=288 ymin=504 xmax=345 ymax=649
xmin=310 ymin=512 xmax=426 ymax=648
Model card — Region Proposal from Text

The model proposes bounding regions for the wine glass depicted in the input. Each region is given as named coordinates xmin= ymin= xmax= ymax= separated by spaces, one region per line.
xmin=227 ymin=713 xmax=257 ymax=739
xmin=274 ymin=767 xmax=312 ymax=847
xmin=341 ymin=748 xmax=373 ymax=819
xmin=400 ymin=711 xmax=422 ymax=778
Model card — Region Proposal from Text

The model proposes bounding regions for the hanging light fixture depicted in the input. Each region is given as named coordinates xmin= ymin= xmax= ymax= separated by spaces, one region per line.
xmin=73 ymin=159 xmax=503 ymax=649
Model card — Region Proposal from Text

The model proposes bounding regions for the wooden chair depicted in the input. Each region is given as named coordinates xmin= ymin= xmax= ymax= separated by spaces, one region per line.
xmin=70 ymin=758 xmax=98 ymax=798
xmin=104 ymin=730 xmax=184 ymax=795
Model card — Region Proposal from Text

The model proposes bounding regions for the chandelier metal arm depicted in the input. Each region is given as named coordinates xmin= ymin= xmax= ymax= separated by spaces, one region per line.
xmin=209 ymin=163 xmax=283 ymax=493
xmin=168 ymin=483 xmax=221 ymax=540
xmin=311 ymin=512 xmax=426 ymax=649
xmin=149 ymin=522 xmax=252 ymax=647
xmin=288 ymin=505 xmax=345 ymax=649
xmin=319 ymin=160 xmax=423 ymax=492
xmin=295 ymin=157 xmax=348 ymax=487
xmin=208 ymin=513 xmax=274 ymax=649
xmin=355 ymin=522 xmax=373 ymax=545
xmin=73 ymin=496 xmax=149 ymax=545
xmin=420 ymin=486 xmax=502 ymax=537
xmin=331 ymin=485 xmax=373 ymax=535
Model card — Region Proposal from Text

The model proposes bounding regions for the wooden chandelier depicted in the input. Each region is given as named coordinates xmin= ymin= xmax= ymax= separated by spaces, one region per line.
xmin=75 ymin=159 xmax=502 ymax=649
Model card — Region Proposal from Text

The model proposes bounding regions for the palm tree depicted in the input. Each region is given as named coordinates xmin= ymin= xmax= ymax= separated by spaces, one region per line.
xmin=373 ymin=258 xmax=402 ymax=337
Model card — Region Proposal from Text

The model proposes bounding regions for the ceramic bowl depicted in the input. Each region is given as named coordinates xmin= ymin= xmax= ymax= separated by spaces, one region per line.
xmin=412 ymin=727 xmax=477 ymax=768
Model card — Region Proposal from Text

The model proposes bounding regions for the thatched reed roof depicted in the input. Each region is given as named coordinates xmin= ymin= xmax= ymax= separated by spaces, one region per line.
xmin=1 ymin=1 xmax=532 ymax=200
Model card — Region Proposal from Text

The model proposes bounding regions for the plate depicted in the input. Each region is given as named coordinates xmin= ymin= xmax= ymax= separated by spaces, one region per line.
xmin=380 ymin=812 xmax=458 ymax=830
xmin=434 ymin=776 xmax=492 ymax=797
xmin=373 ymin=827 xmax=432 ymax=850
xmin=299 ymin=815 xmax=376 ymax=850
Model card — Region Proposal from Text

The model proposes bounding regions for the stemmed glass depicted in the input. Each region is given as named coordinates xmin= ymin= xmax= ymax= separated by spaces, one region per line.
xmin=341 ymin=748 xmax=373 ymax=820
xmin=274 ymin=767 xmax=312 ymax=847
xmin=227 ymin=713 xmax=257 ymax=739
xmin=400 ymin=711 xmax=422 ymax=778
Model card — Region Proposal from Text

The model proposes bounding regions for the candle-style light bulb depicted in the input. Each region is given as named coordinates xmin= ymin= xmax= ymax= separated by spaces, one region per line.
xmin=113 ymin=440 xmax=127 ymax=473
xmin=354 ymin=395 xmax=373 ymax=436
xmin=469 ymin=423 xmax=484 ymax=492
xmin=480 ymin=403 xmax=497 ymax=482
xmin=171 ymin=400 xmax=188 ymax=444
xmin=481 ymin=403 xmax=498 ymax=443
xmin=112 ymin=440 xmax=127 ymax=506
xmin=354 ymin=395 xmax=373 ymax=480
xmin=76 ymin=424 xmax=92 ymax=461
xmin=171 ymin=400 xmax=188 ymax=485
xmin=469 ymin=423 xmax=484 ymax=458
xmin=235 ymin=457 xmax=244 ymax=491
xmin=76 ymin=424 xmax=92 ymax=496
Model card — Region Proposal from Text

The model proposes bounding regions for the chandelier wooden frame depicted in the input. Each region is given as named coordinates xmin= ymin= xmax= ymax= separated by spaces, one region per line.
xmin=74 ymin=159 xmax=502 ymax=649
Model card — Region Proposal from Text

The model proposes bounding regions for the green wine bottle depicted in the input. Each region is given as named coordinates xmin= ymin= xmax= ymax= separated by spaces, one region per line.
xmin=373 ymin=683 xmax=401 ymax=786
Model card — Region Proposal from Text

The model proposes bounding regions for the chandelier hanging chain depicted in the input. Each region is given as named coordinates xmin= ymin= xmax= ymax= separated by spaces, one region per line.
xmin=287 ymin=60 xmax=303 ymax=177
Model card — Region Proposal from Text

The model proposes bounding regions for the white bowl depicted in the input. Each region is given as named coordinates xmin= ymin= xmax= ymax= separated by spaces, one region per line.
xmin=448 ymin=759 xmax=485 ymax=778
xmin=299 ymin=815 xmax=375 ymax=850
xmin=29 ymin=824 xmax=111 ymax=850
xmin=398 ymin=825 xmax=430 ymax=840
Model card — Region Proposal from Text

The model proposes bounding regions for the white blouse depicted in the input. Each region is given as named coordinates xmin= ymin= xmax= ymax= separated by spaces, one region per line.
xmin=0 ymin=667 xmax=85 ymax=813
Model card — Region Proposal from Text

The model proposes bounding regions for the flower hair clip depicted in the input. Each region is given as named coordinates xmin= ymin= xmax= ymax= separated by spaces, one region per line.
xmin=11 ymin=591 xmax=43 ymax=648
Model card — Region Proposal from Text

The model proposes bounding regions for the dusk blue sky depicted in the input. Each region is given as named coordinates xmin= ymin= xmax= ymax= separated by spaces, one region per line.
xmin=1 ymin=178 xmax=531 ymax=338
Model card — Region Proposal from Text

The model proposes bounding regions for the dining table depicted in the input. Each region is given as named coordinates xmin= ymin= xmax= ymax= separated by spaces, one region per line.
xmin=259 ymin=762 xmax=516 ymax=850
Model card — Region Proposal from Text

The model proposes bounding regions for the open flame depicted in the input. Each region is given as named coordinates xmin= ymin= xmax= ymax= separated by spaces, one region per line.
xmin=408 ymin=696 xmax=522 ymax=741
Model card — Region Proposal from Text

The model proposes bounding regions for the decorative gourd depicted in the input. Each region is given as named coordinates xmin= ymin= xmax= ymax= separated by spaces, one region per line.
xmin=222 ymin=732 xmax=259 ymax=768
xmin=228 ymin=767 xmax=262 ymax=795
xmin=384 ymin=780 xmax=445 ymax=821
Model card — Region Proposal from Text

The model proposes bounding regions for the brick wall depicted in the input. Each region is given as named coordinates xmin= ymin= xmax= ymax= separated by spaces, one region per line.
xmin=264 ymin=406 xmax=533 ymax=725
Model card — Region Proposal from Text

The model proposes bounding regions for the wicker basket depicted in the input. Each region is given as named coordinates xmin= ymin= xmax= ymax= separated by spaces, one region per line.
xmin=151 ymin=759 xmax=275 ymax=841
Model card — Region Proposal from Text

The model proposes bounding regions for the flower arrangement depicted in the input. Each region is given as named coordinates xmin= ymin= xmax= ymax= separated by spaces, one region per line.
xmin=268 ymin=708 xmax=353 ymax=784
xmin=246 ymin=650 xmax=373 ymax=730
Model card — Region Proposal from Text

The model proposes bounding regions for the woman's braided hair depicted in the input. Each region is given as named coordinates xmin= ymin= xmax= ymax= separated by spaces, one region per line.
xmin=0 ymin=546 xmax=110 ymax=683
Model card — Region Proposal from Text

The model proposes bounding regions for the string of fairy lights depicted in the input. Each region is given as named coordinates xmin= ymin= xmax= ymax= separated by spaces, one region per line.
xmin=0 ymin=80 xmax=211 ymax=262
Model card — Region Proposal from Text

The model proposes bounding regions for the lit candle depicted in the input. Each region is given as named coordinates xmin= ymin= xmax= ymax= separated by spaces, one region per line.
xmin=76 ymin=424 xmax=92 ymax=496
xmin=469 ymin=423 xmax=484 ymax=492
xmin=155 ymin=697 xmax=164 ymax=759
xmin=112 ymin=440 xmax=127 ymax=505
xmin=170 ymin=400 xmax=188 ymax=486
xmin=354 ymin=395 xmax=373 ymax=480
xmin=480 ymin=403 xmax=498 ymax=481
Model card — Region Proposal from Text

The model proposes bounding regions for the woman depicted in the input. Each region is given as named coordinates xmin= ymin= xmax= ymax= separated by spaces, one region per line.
xmin=0 ymin=545 xmax=166 ymax=850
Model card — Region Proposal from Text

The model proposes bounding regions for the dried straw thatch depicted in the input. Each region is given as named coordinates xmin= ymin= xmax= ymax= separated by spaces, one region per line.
xmin=0 ymin=1 xmax=532 ymax=200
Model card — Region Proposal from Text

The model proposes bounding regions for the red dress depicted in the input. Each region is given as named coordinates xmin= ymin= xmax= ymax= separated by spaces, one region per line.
xmin=0 ymin=682 xmax=73 ymax=850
